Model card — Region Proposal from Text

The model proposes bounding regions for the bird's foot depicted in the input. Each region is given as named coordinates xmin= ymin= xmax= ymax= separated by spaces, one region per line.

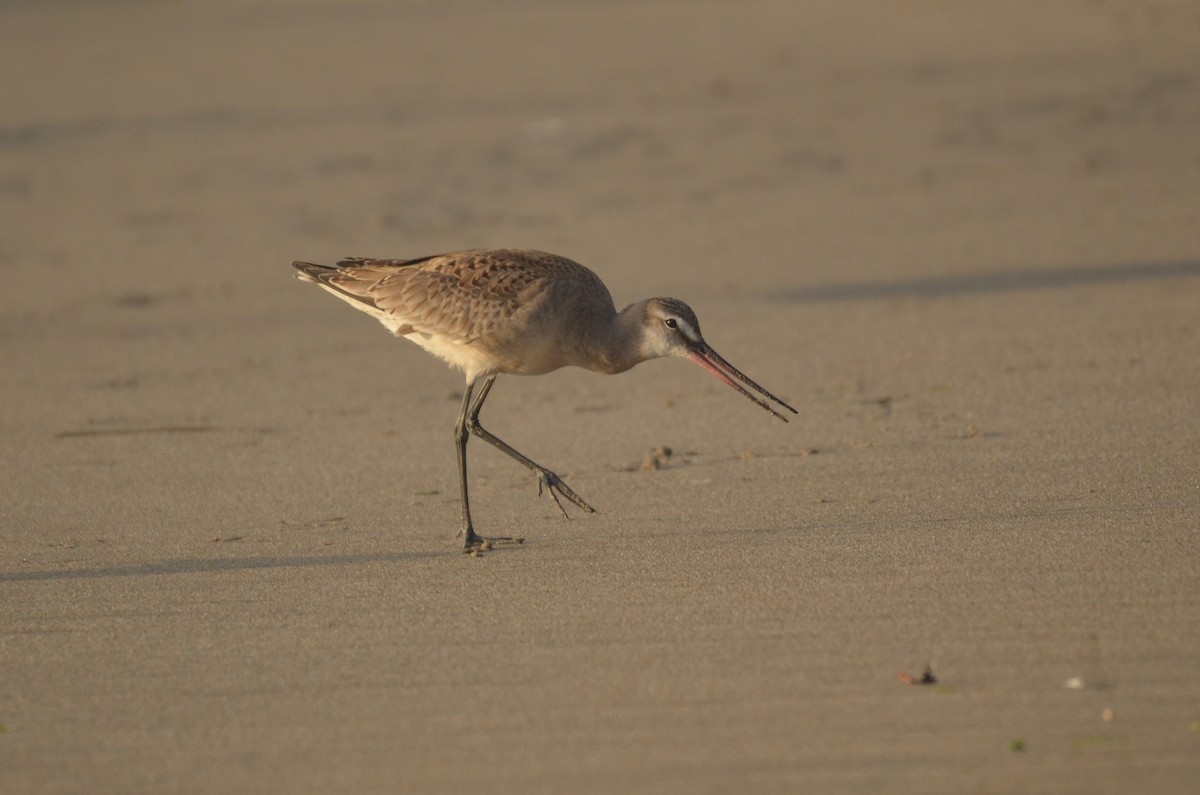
xmin=461 ymin=527 xmax=524 ymax=555
xmin=535 ymin=469 xmax=597 ymax=518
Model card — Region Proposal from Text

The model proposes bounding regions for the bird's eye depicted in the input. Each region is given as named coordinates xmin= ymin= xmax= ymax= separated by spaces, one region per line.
xmin=664 ymin=318 xmax=678 ymax=329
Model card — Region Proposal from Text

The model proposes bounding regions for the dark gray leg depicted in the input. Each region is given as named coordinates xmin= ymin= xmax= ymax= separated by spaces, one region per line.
xmin=455 ymin=378 xmax=520 ymax=552
xmin=465 ymin=375 xmax=596 ymax=518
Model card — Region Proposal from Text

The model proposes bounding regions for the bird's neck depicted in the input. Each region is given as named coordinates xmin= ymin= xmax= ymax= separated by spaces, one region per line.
xmin=590 ymin=300 xmax=653 ymax=374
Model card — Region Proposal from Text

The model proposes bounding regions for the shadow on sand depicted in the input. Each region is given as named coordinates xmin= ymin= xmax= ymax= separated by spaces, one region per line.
xmin=0 ymin=550 xmax=445 ymax=583
xmin=771 ymin=260 xmax=1200 ymax=303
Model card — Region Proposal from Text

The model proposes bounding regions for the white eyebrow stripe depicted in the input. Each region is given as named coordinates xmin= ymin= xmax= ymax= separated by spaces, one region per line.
xmin=674 ymin=317 xmax=702 ymax=342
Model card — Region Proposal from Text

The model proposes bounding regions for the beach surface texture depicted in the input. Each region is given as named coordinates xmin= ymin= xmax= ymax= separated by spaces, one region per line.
xmin=2 ymin=2 xmax=1197 ymax=792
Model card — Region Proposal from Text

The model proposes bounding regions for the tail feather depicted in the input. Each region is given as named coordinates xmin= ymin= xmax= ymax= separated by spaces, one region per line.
xmin=291 ymin=260 xmax=382 ymax=313
xmin=292 ymin=260 xmax=336 ymax=284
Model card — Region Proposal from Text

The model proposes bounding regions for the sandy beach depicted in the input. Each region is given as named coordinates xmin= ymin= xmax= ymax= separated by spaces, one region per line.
xmin=2 ymin=1 xmax=1198 ymax=792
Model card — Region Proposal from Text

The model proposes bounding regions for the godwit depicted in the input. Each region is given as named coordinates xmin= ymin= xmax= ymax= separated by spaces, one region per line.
xmin=292 ymin=249 xmax=796 ymax=552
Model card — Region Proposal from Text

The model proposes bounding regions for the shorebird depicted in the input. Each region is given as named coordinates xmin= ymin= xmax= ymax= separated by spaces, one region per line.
xmin=292 ymin=249 xmax=796 ymax=552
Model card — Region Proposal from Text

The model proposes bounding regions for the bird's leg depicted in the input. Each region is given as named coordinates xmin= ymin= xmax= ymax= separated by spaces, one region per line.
xmin=455 ymin=379 xmax=522 ymax=553
xmin=466 ymin=375 xmax=597 ymax=518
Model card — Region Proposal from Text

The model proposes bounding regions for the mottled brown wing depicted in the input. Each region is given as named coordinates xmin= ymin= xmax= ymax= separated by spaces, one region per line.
xmin=339 ymin=250 xmax=597 ymax=344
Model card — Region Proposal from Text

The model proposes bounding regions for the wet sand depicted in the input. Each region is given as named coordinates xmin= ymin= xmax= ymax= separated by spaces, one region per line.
xmin=2 ymin=1 xmax=1198 ymax=792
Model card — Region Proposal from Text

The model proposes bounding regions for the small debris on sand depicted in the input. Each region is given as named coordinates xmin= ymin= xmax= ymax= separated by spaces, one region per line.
xmin=898 ymin=664 xmax=938 ymax=686
xmin=640 ymin=445 xmax=673 ymax=471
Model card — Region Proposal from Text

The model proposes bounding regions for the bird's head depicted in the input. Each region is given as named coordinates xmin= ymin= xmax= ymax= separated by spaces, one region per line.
xmin=637 ymin=298 xmax=798 ymax=422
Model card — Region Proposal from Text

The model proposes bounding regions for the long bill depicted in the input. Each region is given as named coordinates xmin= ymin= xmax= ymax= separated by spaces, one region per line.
xmin=687 ymin=342 xmax=799 ymax=422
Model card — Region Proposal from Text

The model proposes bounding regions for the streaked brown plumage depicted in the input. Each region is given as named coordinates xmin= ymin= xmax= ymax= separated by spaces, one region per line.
xmin=292 ymin=249 xmax=795 ymax=552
